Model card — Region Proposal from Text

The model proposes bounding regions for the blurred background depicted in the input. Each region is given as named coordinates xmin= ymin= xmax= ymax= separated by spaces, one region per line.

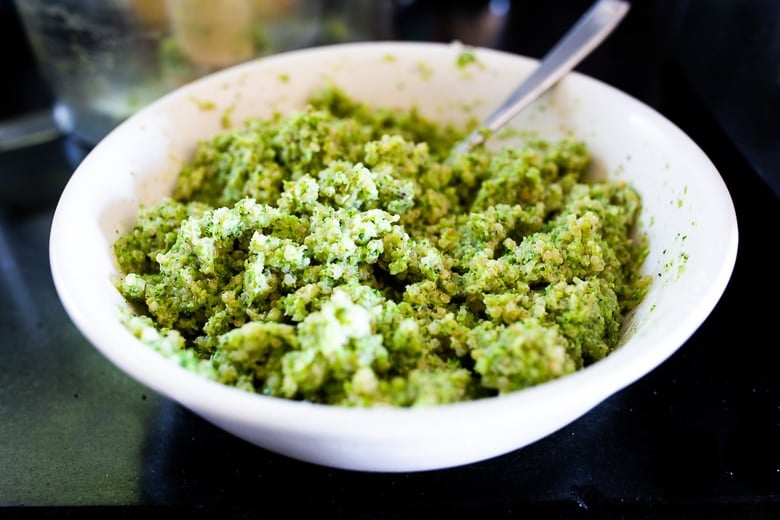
xmin=1 ymin=0 xmax=777 ymax=204
xmin=1 ymin=0 xmax=395 ymax=146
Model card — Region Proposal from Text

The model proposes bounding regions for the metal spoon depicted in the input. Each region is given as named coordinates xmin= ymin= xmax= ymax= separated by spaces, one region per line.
xmin=451 ymin=0 xmax=630 ymax=156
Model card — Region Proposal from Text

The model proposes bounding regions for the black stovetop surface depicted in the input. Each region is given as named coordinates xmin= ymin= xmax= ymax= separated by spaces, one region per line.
xmin=1 ymin=1 xmax=777 ymax=517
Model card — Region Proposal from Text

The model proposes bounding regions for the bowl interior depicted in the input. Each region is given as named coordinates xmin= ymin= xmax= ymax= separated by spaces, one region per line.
xmin=49 ymin=41 xmax=738 ymax=471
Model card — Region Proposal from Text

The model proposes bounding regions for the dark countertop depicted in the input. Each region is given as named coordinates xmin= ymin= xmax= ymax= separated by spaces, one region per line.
xmin=1 ymin=1 xmax=778 ymax=517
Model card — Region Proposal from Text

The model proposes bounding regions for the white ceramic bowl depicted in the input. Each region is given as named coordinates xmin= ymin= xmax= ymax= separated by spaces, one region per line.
xmin=49 ymin=41 xmax=738 ymax=472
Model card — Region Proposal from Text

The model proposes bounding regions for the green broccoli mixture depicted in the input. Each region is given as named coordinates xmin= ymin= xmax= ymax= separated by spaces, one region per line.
xmin=114 ymin=85 xmax=651 ymax=407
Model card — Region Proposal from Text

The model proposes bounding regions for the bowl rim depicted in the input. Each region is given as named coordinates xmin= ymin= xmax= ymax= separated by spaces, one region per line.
xmin=48 ymin=40 xmax=739 ymax=441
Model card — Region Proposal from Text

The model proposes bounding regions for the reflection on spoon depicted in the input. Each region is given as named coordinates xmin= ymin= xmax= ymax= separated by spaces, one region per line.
xmin=451 ymin=0 xmax=631 ymax=156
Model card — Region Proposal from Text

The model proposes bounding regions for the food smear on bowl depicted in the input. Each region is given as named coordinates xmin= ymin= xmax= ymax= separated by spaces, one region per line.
xmin=113 ymin=85 xmax=652 ymax=407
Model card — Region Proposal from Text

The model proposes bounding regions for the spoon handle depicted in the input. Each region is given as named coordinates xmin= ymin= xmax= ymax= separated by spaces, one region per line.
xmin=453 ymin=0 xmax=630 ymax=155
